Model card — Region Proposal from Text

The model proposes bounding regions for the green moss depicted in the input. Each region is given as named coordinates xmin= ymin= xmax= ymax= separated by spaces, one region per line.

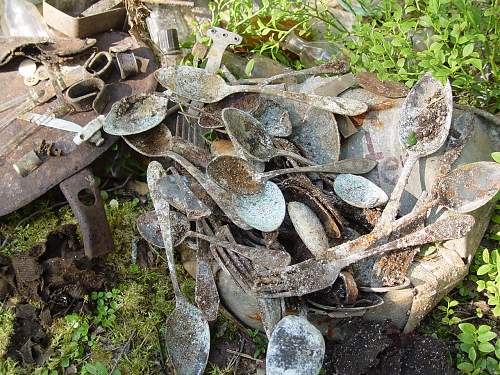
xmin=216 ymin=314 xmax=239 ymax=342
xmin=0 ymin=306 xmax=15 ymax=358
xmin=0 ymin=204 xmax=76 ymax=255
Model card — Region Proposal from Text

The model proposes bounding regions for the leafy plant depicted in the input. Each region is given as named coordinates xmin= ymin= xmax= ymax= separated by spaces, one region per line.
xmin=456 ymin=323 xmax=500 ymax=374
xmin=247 ymin=328 xmax=267 ymax=358
xmin=91 ymin=289 xmax=123 ymax=328
xmin=344 ymin=0 xmax=499 ymax=111
xmin=437 ymin=296 xmax=462 ymax=325
xmin=37 ymin=314 xmax=96 ymax=374
xmin=82 ymin=362 xmax=120 ymax=375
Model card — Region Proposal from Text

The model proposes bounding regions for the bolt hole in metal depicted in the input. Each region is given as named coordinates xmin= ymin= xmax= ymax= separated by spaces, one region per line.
xmin=77 ymin=188 xmax=96 ymax=206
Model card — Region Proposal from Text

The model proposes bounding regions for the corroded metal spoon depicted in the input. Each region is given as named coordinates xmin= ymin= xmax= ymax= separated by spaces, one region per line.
xmin=136 ymin=211 xmax=291 ymax=270
xmin=222 ymin=107 xmax=314 ymax=165
xmin=207 ymin=155 xmax=377 ymax=195
xmin=254 ymin=214 xmax=476 ymax=297
xmin=266 ymin=315 xmax=325 ymax=375
xmin=147 ymin=161 xmax=209 ymax=375
xmin=373 ymin=72 xmax=453 ymax=232
xmin=155 ymin=66 xmax=367 ymax=116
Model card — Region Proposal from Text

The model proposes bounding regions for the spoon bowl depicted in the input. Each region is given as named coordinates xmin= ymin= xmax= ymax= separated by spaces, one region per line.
xmin=266 ymin=315 xmax=325 ymax=375
xmin=334 ymin=173 xmax=389 ymax=208
xmin=104 ymin=93 xmax=171 ymax=136
xmin=207 ymin=155 xmax=378 ymax=195
xmin=233 ymin=181 xmax=286 ymax=232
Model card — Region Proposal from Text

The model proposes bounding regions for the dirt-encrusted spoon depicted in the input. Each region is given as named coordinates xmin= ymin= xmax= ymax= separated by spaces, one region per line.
xmin=333 ymin=173 xmax=388 ymax=209
xmin=207 ymin=155 xmax=377 ymax=195
xmin=155 ymin=66 xmax=367 ymax=116
xmin=137 ymin=211 xmax=291 ymax=270
xmin=288 ymin=202 xmax=328 ymax=257
xmin=222 ymin=108 xmax=314 ymax=165
xmin=254 ymin=214 xmax=476 ymax=297
xmin=103 ymin=93 xmax=174 ymax=136
xmin=241 ymin=58 xmax=350 ymax=86
xmin=123 ymin=124 xmax=211 ymax=169
xmin=232 ymin=181 xmax=287 ymax=232
xmin=373 ymin=72 xmax=453 ymax=232
xmin=153 ymin=150 xmax=250 ymax=230
xmin=147 ymin=161 xmax=210 ymax=375
xmin=266 ymin=314 xmax=325 ymax=375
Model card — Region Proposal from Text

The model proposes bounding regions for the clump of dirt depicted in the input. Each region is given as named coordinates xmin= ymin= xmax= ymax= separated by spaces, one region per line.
xmin=4 ymin=224 xmax=110 ymax=364
xmin=414 ymin=90 xmax=448 ymax=144
xmin=324 ymin=318 xmax=457 ymax=375
xmin=6 ymin=304 xmax=49 ymax=366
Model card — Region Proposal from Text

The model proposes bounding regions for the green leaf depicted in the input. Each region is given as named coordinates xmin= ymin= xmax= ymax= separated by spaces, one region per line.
xmin=61 ymin=357 xmax=70 ymax=368
xmin=369 ymin=45 xmax=385 ymax=54
xmin=459 ymin=323 xmax=476 ymax=334
xmin=468 ymin=346 xmax=477 ymax=362
xmin=465 ymin=58 xmax=483 ymax=70
xmin=449 ymin=300 xmax=459 ymax=307
xmin=478 ymin=342 xmax=495 ymax=353
xmin=85 ymin=364 xmax=98 ymax=375
xmin=483 ymin=248 xmax=491 ymax=263
xmin=463 ymin=44 xmax=475 ymax=58
xmin=245 ymin=58 xmax=255 ymax=77
xmin=478 ymin=331 xmax=497 ymax=343
xmin=100 ymin=190 xmax=109 ymax=201
xmin=457 ymin=361 xmax=474 ymax=372
xmin=477 ymin=325 xmax=492 ymax=334
xmin=477 ymin=264 xmax=494 ymax=275
xmin=459 ymin=332 xmax=476 ymax=345
xmin=406 ymin=131 xmax=417 ymax=146
xmin=491 ymin=152 xmax=500 ymax=163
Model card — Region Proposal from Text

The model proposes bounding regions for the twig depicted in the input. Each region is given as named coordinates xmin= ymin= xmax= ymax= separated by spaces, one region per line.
xmin=105 ymin=176 xmax=133 ymax=193
xmin=109 ymin=329 xmax=136 ymax=375
xmin=226 ymin=349 xmax=264 ymax=363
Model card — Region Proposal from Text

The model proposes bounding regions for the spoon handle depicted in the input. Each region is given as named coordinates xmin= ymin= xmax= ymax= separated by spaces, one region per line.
xmin=239 ymin=59 xmax=349 ymax=86
xmin=190 ymin=232 xmax=291 ymax=270
xmin=147 ymin=162 xmax=183 ymax=299
xmin=274 ymin=149 xmax=315 ymax=165
xmin=232 ymin=85 xmax=367 ymax=117
xmin=194 ymin=220 xmax=220 ymax=321
xmin=372 ymin=152 xmax=419 ymax=233
xmin=262 ymin=158 xmax=377 ymax=179
xmin=337 ymin=214 xmax=475 ymax=266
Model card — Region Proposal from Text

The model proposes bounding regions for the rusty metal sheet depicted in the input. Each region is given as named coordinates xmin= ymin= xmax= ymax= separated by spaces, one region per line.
xmin=0 ymin=32 xmax=158 ymax=216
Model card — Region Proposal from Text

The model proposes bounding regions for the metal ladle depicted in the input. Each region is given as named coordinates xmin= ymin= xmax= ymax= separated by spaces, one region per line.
xmin=147 ymin=161 xmax=210 ymax=375
xmin=154 ymin=66 xmax=368 ymax=116
xmin=207 ymin=155 xmax=377 ymax=195
xmin=137 ymin=211 xmax=291 ymax=270
xmin=222 ymin=108 xmax=315 ymax=165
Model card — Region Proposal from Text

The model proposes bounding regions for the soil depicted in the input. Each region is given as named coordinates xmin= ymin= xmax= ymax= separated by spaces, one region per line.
xmin=414 ymin=90 xmax=448 ymax=144
xmin=3 ymin=224 xmax=109 ymax=365
xmin=324 ymin=318 xmax=458 ymax=375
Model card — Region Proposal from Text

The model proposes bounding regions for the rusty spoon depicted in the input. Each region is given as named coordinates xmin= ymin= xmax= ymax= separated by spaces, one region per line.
xmin=207 ymin=155 xmax=377 ymax=195
xmin=373 ymin=72 xmax=453 ymax=233
xmin=136 ymin=210 xmax=291 ymax=270
xmin=222 ymin=107 xmax=315 ymax=165
xmin=254 ymin=214 xmax=476 ymax=298
xmin=147 ymin=161 xmax=210 ymax=375
xmin=154 ymin=65 xmax=367 ymax=116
